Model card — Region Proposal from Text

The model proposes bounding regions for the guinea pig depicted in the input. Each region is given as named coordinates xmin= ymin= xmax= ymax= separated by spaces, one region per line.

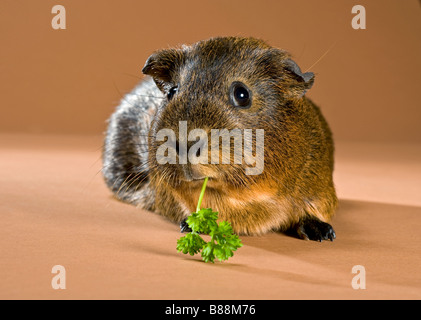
xmin=102 ymin=36 xmax=337 ymax=241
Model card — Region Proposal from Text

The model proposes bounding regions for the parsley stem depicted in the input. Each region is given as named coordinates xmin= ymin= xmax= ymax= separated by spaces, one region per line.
xmin=196 ymin=176 xmax=209 ymax=213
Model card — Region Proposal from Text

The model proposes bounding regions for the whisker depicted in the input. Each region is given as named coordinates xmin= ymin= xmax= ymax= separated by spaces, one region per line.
xmin=304 ymin=42 xmax=337 ymax=72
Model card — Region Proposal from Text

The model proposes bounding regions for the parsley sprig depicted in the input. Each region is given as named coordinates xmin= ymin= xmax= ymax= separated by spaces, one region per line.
xmin=176 ymin=177 xmax=243 ymax=263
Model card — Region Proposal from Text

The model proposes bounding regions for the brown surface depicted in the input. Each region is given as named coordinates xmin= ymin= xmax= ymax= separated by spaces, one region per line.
xmin=0 ymin=0 xmax=420 ymax=142
xmin=1 ymin=134 xmax=420 ymax=299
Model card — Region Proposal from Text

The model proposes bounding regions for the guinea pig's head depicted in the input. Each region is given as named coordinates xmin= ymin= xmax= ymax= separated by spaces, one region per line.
xmin=142 ymin=37 xmax=315 ymax=189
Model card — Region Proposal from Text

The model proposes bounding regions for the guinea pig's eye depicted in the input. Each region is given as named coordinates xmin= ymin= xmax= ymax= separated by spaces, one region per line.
xmin=229 ymin=82 xmax=252 ymax=109
xmin=167 ymin=86 xmax=178 ymax=101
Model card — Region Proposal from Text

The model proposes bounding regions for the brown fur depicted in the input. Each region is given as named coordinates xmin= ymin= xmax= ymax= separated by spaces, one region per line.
xmin=141 ymin=37 xmax=337 ymax=235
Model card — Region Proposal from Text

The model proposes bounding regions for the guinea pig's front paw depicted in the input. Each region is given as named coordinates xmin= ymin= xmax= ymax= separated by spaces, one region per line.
xmin=295 ymin=216 xmax=336 ymax=242
xmin=180 ymin=218 xmax=192 ymax=233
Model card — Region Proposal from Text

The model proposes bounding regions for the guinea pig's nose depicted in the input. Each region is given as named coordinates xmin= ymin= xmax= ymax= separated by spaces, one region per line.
xmin=194 ymin=143 xmax=201 ymax=158
xmin=182 ymin=164 xmax=207 ymax=181
xmin=188 ymin=137 xmax=207 ymax=158
xmin=175 ymin=140 xmax=180 ymax=155
xmin=174 ymin=139 xmax=201 ymax=161
xmin=174 ymin=139 xmax=200 ymax=157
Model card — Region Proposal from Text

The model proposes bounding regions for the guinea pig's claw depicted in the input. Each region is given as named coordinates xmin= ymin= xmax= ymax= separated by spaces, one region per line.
xmin=294 ymin=216 xmax=336 ymax=242
xmin=180 ymin=218 xmax=192 ymax=233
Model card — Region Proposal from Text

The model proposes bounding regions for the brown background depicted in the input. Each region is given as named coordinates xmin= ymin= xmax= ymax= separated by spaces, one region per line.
xmin=0 ymin=0 xmax=420 ymax=142
xmin=1 ymin=0 xmax=421 ymax=300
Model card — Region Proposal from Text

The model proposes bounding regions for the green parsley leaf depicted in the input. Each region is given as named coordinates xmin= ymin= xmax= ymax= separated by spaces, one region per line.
xmin=176 ymin=177 xmax=243 ymax=263
xmin=176 ymin=233 xmax=206 ymax=256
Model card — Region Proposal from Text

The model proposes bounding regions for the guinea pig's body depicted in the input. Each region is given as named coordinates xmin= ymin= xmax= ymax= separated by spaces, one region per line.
xmin=103 ymin=37 xmax=337 ymax=241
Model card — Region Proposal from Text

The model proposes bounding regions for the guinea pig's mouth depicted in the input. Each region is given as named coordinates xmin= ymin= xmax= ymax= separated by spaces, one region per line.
xmin=180 ymin=176 xmax=213 ymax=182
xmin=177 ymin=164 xmax=218 ymax=184
xmin=180 ymin=168 xmax=209 ymax=182
xmin=181 ymin=176 xmax=207 ymax=182
xmin=179 ymin=176 xmax=218 ymax=191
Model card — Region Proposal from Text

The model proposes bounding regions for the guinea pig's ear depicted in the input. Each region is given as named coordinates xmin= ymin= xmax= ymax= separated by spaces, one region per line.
xmin=142 ymin=48 xmax=184 ymax=91
xmin=282 ymin=59 xmax=315 ymax=97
